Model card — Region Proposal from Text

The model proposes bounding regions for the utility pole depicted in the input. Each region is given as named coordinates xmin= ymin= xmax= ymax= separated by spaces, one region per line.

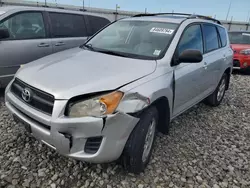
xmin=226 ymin=0 xmax=232 ymax=21
xmin=83 ymin=0 xmax=85 ymax=11
xmin=45 ymin=0 xmax=47 ymax=6
xmin=115 ymin=4 xmax=120 ymax=21
xmin=145 ymin=8 xmax=147 ymax=14
xmin=246 ymin=10 xmax=250 ymax=22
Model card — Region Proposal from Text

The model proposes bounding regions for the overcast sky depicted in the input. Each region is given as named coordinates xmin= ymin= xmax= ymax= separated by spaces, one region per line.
xmin=31 ymin=0 xmax=250 ymax=22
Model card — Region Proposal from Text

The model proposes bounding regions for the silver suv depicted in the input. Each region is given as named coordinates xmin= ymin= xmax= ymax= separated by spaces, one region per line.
xmin=5 ymin=13 xmax=233 ymax=173
xmin=0 ymin=6 xmax=110 ymax=88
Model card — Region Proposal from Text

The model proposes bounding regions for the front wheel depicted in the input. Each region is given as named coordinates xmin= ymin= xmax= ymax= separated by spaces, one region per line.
xmin=121 ymin=106 xmax=158 ymax=174
xmin=204 ymin=73 xmax=227 ymax=107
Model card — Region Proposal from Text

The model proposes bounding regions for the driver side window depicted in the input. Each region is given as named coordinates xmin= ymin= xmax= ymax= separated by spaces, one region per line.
xmin=0 ymin=12 xmax=46 ymax=40
xmin=178 ymin=25 xmax=203 ymax=55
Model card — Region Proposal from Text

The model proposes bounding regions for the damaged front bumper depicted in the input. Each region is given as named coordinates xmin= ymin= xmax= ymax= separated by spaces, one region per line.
xmin=5 ymin=90 xmax=140 ymax=163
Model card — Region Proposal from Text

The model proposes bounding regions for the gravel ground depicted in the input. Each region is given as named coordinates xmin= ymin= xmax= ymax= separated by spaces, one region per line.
xmin=0 ymin=73 xmax=250 ymax=188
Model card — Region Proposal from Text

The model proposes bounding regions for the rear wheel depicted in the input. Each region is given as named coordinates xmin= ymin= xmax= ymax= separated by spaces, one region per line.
xmin=121 ymin=106 xmax=158 ymax=174
xmin=205 ymin=73 xmax=227 ymax=107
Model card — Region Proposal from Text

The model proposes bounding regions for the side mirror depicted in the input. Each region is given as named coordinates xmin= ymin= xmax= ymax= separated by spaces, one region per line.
xmin=178 ymin=49 xmax=203 ymax=63
xmin=0 ymin=28 xmax=10 ymax=39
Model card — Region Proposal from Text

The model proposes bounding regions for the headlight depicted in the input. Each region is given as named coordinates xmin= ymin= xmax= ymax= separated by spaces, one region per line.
xmin=240 ymin=49 xmax=250 ymax=55
xmin=68 ymin=91 xmax=124 ymax=118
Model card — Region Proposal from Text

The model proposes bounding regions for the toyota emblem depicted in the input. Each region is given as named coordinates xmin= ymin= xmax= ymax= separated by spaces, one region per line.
xmin=22 ymin=88 xmax=32 ymax=102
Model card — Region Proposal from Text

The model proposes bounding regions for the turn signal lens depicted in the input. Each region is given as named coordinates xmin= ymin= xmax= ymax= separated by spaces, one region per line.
xmin=100 ymin=91 xmax=124 ymax=114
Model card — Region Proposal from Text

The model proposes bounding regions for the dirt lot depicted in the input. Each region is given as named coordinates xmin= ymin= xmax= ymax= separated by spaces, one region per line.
xmin=0 ymin=73 xmax=250 ymax=188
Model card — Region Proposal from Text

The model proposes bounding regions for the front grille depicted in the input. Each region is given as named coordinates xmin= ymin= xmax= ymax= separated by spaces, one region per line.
xmin=12 ymin=103 xmax=51 ymax=131
xmin=11 ymin=78 xmax=54 ymax=115
xmin=233 ymin=60 xmax=241 ymax=67
xmin=84 ymin=137 xmax=103 ymax=154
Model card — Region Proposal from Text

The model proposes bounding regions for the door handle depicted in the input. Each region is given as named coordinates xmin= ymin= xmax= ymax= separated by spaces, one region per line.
xmin=223 ymin=55 xmax=227 ymax=61
xmin=55 ymin=42 xmax=66 ymax=46
xmin=203 ymin=62 xmax=208 ymax=70
xmin=38 ymin=43 xmax=50 ymax=47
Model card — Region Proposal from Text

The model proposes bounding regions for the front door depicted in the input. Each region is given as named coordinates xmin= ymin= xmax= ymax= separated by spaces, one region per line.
xmin=173 ymin=24 xmax=207 ymax=116
xmin=0 ymin=11 xmax=52 ymax=85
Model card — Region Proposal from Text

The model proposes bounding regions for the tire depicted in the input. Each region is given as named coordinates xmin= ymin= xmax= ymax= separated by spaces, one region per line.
xmin=121 ymin=106 xmax=158 ymax=174
xmin=204 ymin=73 xmax=227 ymax=107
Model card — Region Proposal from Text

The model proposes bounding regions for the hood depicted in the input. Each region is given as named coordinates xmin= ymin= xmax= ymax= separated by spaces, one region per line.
xmin=231 ymin=44 xmax=250 ymax=54
xmin=16 ymin=48 xmax=156 ymax=99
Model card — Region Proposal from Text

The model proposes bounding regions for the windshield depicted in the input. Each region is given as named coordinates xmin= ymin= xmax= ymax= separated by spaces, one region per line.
xmin=85 ymin=20 xmax=178 ymax=60
xmin=228 ymin=32 xmax=250 ymax=45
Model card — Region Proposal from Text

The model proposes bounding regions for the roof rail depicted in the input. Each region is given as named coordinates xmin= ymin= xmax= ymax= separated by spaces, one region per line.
xmin=133 ymin=13 xmax=221 ymax=25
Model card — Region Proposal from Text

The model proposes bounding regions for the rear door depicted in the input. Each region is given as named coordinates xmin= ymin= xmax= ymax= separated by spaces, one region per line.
xmin=48 ymin=12 xmax=88 ymax=53
xmin=173 ymin=24 xmax=206 ymax=116
xmin=201 ymin=24 xmax=224 ymax=95
xmin=0 ymin=11 xmax=52 ymax=83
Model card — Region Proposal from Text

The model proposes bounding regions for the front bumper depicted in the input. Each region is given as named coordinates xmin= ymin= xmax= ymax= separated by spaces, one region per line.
xmin=5 ymin=86 xmax=139 ymax=163
xmin=233 ymin=54 xmax=250 ymax=70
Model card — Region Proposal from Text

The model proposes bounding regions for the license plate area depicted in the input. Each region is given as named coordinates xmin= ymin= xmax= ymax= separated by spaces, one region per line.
xmin=13 ymin=114 xmax=32 ymax=133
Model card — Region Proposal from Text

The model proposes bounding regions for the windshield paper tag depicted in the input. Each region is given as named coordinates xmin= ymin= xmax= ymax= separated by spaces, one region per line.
xmin=153 ymin=50 xmax=161 ymax=56
xmin=242 ymin=33 xmax=250 ymax=36
xmin=150 ymin=28 xmax=174 ymax=35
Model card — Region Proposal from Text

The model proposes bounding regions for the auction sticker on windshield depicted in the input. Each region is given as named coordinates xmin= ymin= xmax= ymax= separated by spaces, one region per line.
xmin=150 ymin=28 xmax=174 ymax=35
xmin=153 ymin=50 xmax=161 ymax=56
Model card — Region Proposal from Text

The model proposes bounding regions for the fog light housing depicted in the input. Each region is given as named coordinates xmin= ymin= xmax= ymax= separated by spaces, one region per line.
xmin=243 ymin=62 xmax=248 ymax=67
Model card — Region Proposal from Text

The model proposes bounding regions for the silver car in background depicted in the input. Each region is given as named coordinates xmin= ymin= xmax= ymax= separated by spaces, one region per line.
xmin=0 ymin=6 xmax=110 ymax=88
xmin=5 ymin=13 xmax=233 ymax=173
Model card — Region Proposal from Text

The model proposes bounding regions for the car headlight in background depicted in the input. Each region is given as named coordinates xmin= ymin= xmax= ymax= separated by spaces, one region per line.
xmin=68 ymin=91 xmax=124 ymax=118
xmin=240 ymin=49 xmax=250 ymax=55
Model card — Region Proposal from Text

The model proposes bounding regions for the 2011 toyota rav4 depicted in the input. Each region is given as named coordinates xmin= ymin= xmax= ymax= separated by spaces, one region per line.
xmin=5 ymin=13 xmax=233 ymax=173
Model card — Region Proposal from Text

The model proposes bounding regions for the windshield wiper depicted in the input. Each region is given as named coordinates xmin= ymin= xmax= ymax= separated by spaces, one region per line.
xmin=96 ymin=49 xmax=127 ymax=57
xmin=82 ymin=43 xmax=95 ymax=51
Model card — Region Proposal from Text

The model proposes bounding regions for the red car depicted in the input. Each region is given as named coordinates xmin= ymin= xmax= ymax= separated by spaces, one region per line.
xmin=229 ymin=31 xmax=250 ymax=71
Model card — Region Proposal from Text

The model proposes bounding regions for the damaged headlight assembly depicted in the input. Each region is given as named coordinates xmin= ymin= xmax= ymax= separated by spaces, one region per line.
xmin=67 ymin=91 xmax=124 ymax=118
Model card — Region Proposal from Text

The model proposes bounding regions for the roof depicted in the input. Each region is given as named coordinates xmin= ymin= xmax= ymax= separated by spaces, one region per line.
xmin=0 ymin=6 xmax=111 ymax=20
xmin=122 ymin=13 xmax=221 ymax=25
xmin=122 ymin=16 xmax=186 ymax=24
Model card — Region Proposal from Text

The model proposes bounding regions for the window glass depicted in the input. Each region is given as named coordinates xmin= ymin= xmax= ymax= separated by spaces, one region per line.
xmin=203 ymin=25 xmax=219 ymax=52
xmin=86 ymin=20 xmax=178 ymax=60
xmin=87 ymin=15 xmax=110 ymax=35
xmin=228 ymin=32 xmax=250 ymax=44
xmin=217 ymin=27 xmax=227 ymax=47
xmin=49 ymin=13 xmax=87 ymax=38
xmin=178 ymin=25 xmax=203 ymax=55
xmin=0 ymin=12 xmax=45 ymax=40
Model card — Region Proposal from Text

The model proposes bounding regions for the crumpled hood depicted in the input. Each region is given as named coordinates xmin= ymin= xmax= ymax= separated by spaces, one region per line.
xmin=16 ymin=48 xmax=156 ymax=99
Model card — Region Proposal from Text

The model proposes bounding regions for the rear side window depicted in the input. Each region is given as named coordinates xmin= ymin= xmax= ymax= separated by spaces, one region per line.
xmin=178 ymin=25 xmax=203 ymax=55
xmin=203 ymin=25 xmax=219 ymax=52
xmin=49 ymin=13 xmax=87 ymax=38
xmin=217 ymin=27 xmax=227 ymax=47
xmin=86 ymin=15 xmax=110 ymax=35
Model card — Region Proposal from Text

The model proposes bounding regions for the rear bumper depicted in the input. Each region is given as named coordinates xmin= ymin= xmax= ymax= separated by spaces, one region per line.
xmin=5 ymin=84 xmax=139 ymax=163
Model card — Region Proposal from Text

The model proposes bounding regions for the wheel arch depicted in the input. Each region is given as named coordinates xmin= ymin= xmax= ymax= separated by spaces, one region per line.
xmin=224 ymin=67 xmax=231 ymax=90
xmin=150 ymin=96 xmax=171 ymax=134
